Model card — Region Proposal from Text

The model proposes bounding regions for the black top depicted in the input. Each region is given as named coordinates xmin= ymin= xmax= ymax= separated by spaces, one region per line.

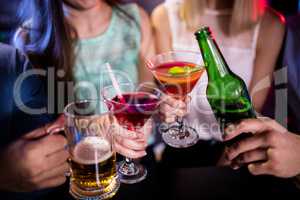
xmin=284 ymin=15 xmax=300 ymax=133
xmin=0 ymin=0 xmax=20 ymax=43
xmin=0 ymin=43 xmax=60 ymax=199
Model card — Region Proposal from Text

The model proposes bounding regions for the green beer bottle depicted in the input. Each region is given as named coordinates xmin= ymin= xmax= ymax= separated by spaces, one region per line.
xmin=195 ymin=27 xmax=256 ymax=141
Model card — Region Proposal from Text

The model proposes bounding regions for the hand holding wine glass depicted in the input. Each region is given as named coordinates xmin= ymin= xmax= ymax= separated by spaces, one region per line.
xmin=111 ymin=118 xmax=153 ymax=159
xmin=102 ymin=82 xmax=160 ymax=184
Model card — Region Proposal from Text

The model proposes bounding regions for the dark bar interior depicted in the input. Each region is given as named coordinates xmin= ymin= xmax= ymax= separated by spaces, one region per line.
xmin=0 ymin=0 xmax=300 ymax=199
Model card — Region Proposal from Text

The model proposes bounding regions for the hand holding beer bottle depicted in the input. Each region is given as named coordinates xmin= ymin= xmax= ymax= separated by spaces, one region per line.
xmin=223 ymin=118 xmax=300 ymax=178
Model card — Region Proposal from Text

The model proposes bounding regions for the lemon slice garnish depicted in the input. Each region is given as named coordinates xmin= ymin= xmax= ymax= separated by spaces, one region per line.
xmin=168 ymin=66 xmax=201 ymax=76
xmin=168 ymin=66 xmax=185 ymax=75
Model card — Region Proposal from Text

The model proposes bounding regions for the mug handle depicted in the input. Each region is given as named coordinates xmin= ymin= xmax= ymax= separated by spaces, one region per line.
xmin=48 ymin=127 xmax=71 ymax=177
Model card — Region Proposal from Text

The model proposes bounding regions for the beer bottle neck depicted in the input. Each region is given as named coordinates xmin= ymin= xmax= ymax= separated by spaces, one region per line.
xmin=196 ymin=30 xmax=230 ymax=80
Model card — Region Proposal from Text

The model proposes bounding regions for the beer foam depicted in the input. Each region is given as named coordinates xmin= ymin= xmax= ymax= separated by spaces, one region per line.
xmin=73 ymin=136 xmax=112 ymax=165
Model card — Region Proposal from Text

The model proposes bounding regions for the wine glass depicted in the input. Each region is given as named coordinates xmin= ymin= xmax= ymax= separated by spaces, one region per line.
xmin=102 ymin=83 xmax=161 ymax=184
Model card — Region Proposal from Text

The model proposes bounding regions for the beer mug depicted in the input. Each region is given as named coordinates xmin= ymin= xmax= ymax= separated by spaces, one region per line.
xmin=64 ymin=100 xmax=120 ymax=200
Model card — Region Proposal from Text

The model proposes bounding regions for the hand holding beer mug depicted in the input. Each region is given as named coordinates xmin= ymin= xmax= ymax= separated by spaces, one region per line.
xmin=64 ymin=100 xmax=120 ymax=200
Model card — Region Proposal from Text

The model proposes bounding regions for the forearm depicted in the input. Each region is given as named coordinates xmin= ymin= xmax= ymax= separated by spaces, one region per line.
xmin=138 ymin=57 xmax=154 ymax=85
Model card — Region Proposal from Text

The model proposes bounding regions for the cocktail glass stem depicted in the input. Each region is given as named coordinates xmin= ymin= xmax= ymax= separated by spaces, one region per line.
xmin=119 ymin=157 xmax=139 ymax=176
xmin=176 ymin=116 xmax=190 ymax=139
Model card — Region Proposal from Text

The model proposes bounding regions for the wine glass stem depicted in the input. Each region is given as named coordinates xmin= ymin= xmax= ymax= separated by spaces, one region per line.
xmin=176 ymin=116 xmax=184 ymax=133
xmin=119 ymin=157 xmax=138 ymax=176
xmin=125 ymin=157 xmax=133 ymax=164
xmin=176 ymin=116 xmax=189 ymax=139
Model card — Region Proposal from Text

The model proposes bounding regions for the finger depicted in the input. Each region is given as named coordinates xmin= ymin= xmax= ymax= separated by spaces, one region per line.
xmin=111 ymin=123 xmax=140 ymax=139
xmin=23 ymin=116 xmax=66 ymax=140
xmin=32 ymin=162 xmax=69 ymax=183
xmin=248 ymin=162 xmax=271 ymax=176
xmin=226 ymin=135 xmax=269 ymax=160
xmin=258 ymin=117 xmax=287 ymax=134
xmin=47 ymin=116 xmax=65 ymax=133
xmin=160 ymin=102 xmax=187 ymax=117
xmin=115 ymin=137 xmax=147 ymax=151
xmin=224 ymin=119 xmax=270 ymax=141
xmin=38 ymin=135 xmax=68 ymax=155
xmin=232 ymin=149 xmax=268 ymax=165
xmin=165 ymin=116 xmax=176 ymax=123
xmin=114 ymin=141 xmax=147 ymax=159
xmin=45 ymin=148 xmax=69 ymax=167
xmin=37 ymin=175 xmax=67 ymax=190
xmin=185 ymin=95 xmax=191 ymax=104
xmin=161 ymin=95 xmax=186 ymax=109
xmin=22 ymin=126 xmax=48 ymax=140
xmin=140 ymin=119 xmax=153 ymax=139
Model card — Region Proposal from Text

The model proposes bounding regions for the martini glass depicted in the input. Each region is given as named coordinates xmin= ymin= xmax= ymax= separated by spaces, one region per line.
xmin=146 ymin=51 xmax=205 ymax=148
xmin=102 ymin=83 xmax=161 ymax=184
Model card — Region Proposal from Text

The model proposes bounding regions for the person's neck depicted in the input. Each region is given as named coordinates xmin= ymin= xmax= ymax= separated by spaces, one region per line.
xmin=206 ymin=0 xmax=234 ymax=10
xmin=64 ymin=2 xmax=112 ymax=39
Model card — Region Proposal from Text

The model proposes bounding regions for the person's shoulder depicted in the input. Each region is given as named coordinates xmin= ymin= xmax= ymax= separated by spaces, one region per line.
xmin=261 ymin=7 xmax=286 ymax=33
xmin=135 ymin=4 xmax=150 ymax=26
xmin=117 ymin=3 xmax=142 ymax=19
xmin=117 ymin=3 xmax=148 ymax=30
xmin=258 ymin=7 xmax=286 ymax=49
xmin=151 ymin=4 xmax=168 ymax=28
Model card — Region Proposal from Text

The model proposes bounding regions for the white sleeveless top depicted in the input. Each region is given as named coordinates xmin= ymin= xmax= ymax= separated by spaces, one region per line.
xmin=165 ymin=0 xmax=260 ymax=141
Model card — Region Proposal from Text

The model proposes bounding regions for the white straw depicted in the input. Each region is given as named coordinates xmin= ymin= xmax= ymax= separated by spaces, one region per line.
xmin=105 ymin=63 xmax=123 ymax=99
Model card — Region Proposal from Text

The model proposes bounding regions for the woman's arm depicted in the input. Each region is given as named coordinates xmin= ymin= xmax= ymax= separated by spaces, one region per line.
xmin=250 ymin=8 xmax=285 ymax=113
xmin=138 ymin=6 xmax=155 ymax=85
xmin=151 ymin=4 xmax=172 ymax=54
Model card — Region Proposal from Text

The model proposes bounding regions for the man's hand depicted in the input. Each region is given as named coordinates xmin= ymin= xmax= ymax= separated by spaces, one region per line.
xmin=223 ymin=118 xmax=300 ymax=178
xmin=0 ymin=119 xmax=69 ymax=192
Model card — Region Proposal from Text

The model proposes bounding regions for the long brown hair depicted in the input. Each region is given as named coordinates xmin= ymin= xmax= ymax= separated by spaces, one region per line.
xmin=14 ymin=0 xmax=73 ymax=80
xmin=14 ymin=0 xmax=125 ymax=80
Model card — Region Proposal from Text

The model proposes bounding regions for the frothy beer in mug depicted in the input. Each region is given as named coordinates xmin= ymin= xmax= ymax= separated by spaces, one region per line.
xmin=70 ymin=136 xmax=117 ymax=191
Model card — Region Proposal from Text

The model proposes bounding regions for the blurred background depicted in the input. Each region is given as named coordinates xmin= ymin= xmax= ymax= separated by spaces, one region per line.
xmin=0 ymin=0 xmax=299 ymax=44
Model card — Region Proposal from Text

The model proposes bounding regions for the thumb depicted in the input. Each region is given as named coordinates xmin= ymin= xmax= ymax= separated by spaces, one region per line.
xmin=46 ymin=115 xmax=65 ymax=134
xmin=22 ymin=116 xmax=65 ymax=140
xmin=248 ymin=162 xmax=270 ymax=176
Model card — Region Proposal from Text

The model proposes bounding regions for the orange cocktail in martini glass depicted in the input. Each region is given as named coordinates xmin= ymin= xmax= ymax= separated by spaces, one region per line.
xmin=147 ymin=51 xmax=205 ymax=148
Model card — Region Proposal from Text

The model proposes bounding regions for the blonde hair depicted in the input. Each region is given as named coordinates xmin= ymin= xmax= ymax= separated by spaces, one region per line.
xmin=180 ymin=0 xmax=266 ymax=34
